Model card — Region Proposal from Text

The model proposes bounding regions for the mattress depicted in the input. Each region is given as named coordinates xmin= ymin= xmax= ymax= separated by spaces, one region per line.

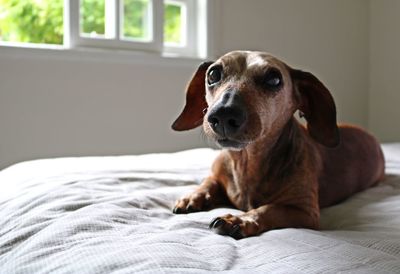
xmin=1 ymin=144 xmax=400 ymax=273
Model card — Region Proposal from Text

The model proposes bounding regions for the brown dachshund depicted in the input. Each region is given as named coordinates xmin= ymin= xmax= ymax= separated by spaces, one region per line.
xmin=171 ymin=51 xmax=385 ymax=239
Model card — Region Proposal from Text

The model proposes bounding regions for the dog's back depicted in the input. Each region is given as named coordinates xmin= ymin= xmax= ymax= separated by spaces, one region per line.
xmin=317 ymin=125 xmax=385 ymax=208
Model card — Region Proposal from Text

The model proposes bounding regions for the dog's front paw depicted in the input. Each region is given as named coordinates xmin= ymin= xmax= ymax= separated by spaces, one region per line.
xmin=173 ymin=191 xmax=212 ymax=214
xmin=209 ymin=214 xmax=260 ymax=239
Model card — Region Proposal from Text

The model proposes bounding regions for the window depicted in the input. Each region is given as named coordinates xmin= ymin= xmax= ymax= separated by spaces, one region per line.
xmin=0 ymin=0 xmax=209 ymax=58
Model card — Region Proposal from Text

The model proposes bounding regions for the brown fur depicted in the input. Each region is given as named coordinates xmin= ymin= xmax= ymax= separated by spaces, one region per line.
xmin=172 ymin=51 xmax=385 ymax=239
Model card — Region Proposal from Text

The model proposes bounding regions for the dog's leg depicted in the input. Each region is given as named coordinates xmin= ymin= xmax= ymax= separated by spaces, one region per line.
xmin=209 ymin=204 xmax=319 ymax=239
xmin=173 ymin=177 xmax=229 ymax=214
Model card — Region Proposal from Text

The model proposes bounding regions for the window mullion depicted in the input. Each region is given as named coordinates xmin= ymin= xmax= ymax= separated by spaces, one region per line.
xmin=105 ymin=0 xmax=117 ymax=39
xmin=64 ymin=0 xmax=80 ymax=48
xmin=152 ymin=0 xmax=164 ymax=52
xmin=186 ymin=0 xmax=196 ymax=56
xmin=116 ymin=0 xmax=121 ymax=40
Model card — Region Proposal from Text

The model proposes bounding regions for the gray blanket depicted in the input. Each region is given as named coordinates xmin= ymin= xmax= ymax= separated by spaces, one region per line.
xmin=1 ymin=145 xmax=400 ymax=273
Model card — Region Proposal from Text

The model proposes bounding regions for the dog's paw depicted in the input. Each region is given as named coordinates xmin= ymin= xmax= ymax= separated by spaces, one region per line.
xmin=209 ymin=214 xmax=260 ymax=239
xmin=173 ymin=191 xmax=212 ymax=214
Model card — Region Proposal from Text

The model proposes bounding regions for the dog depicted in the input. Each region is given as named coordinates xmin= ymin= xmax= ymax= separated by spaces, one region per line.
xmin=171 ymin=51 xmax=385 ymax=239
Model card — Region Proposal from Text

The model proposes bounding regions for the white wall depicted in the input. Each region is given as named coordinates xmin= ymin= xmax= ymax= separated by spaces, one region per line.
xmin=0 ymin=0 xmax=386 ymax=169
xmin=369 ymin=0 xmax=400 ymax=142
xmin=0 ymin=50 xmax=207 ymax=169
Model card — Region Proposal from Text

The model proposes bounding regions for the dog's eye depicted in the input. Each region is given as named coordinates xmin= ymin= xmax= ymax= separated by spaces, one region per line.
xmin=207 ymin=67 xmax=222 ymax=86
xmin=266 ymin=76 xmax=281 ymax=86
xmin=264 ymin=69 xmax=282 ymax=89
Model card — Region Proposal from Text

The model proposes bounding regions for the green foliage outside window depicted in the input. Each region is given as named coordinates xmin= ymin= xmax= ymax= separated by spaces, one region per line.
xmin=0 ymin=0 xmax=63 ymax=44
xmin=80 ymin=0 xmax=105 ymax=36
xmin=123 ymin=0 xmax=148 ymax=39
xmin=164 ymin=3 xmax=181 ymax=44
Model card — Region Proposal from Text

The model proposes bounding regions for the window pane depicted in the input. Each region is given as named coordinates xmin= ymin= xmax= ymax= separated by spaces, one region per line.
xmin=122 ymin=0 xmax=151 ymax=41
xmin=80 ymin=0 xmax=105 ymax=37
xmin=0 ymin=0 xmax=63 ymax=44
xmin=164 ymin=2 xmax=184 ymax=45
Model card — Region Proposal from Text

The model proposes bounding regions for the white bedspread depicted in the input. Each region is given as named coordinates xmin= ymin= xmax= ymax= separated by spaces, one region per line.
xmin=1 ymin=144 xmax=400 ymax=273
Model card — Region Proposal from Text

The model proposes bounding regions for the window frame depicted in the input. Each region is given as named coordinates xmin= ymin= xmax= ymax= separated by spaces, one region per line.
xmin=64 ymin=0 xmax=204 ymax=57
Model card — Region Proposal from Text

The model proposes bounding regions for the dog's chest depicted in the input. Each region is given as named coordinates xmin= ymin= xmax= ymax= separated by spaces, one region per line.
xmin=226 ymin=170 xmax=267 ymax=211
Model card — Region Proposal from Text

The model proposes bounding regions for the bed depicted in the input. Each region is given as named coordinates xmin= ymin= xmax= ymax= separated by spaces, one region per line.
xmin=1 ymin=144 xmax=400 ymax=273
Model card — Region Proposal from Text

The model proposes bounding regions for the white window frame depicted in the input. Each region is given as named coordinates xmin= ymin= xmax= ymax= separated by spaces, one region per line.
xmin=64 ymin=0 xmax=206 ymax=58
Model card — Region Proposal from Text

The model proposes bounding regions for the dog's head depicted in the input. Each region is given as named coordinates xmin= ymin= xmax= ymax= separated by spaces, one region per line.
xmin=172 ymin=51 xmax=339 ymax=149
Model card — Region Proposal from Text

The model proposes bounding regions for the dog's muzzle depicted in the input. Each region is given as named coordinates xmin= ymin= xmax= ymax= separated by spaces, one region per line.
xmin=207 ymin=90 xmax=247 ymax=148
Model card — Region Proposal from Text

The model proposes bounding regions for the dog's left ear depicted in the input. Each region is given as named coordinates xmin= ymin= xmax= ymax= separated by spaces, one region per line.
xmin=172 ymin=61 xmax=213 ymax=131
xmin=290 ymin=68 xmax=340 ymax=148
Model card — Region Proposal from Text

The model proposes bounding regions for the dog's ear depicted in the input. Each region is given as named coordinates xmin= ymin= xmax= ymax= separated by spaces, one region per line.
xmin=172 ymin=61 xmax=213 ymax=131
xmin=290 ymin=68 xmax=340 ymax=147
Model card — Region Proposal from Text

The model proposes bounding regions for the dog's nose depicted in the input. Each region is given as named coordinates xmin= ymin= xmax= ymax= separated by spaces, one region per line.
xmin=207 ymin=105 xmax=246 ymax=137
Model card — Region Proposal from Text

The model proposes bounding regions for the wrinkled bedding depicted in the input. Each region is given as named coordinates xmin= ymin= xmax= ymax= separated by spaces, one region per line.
xmin=1 ymin=144 xmax=400 ymax=273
